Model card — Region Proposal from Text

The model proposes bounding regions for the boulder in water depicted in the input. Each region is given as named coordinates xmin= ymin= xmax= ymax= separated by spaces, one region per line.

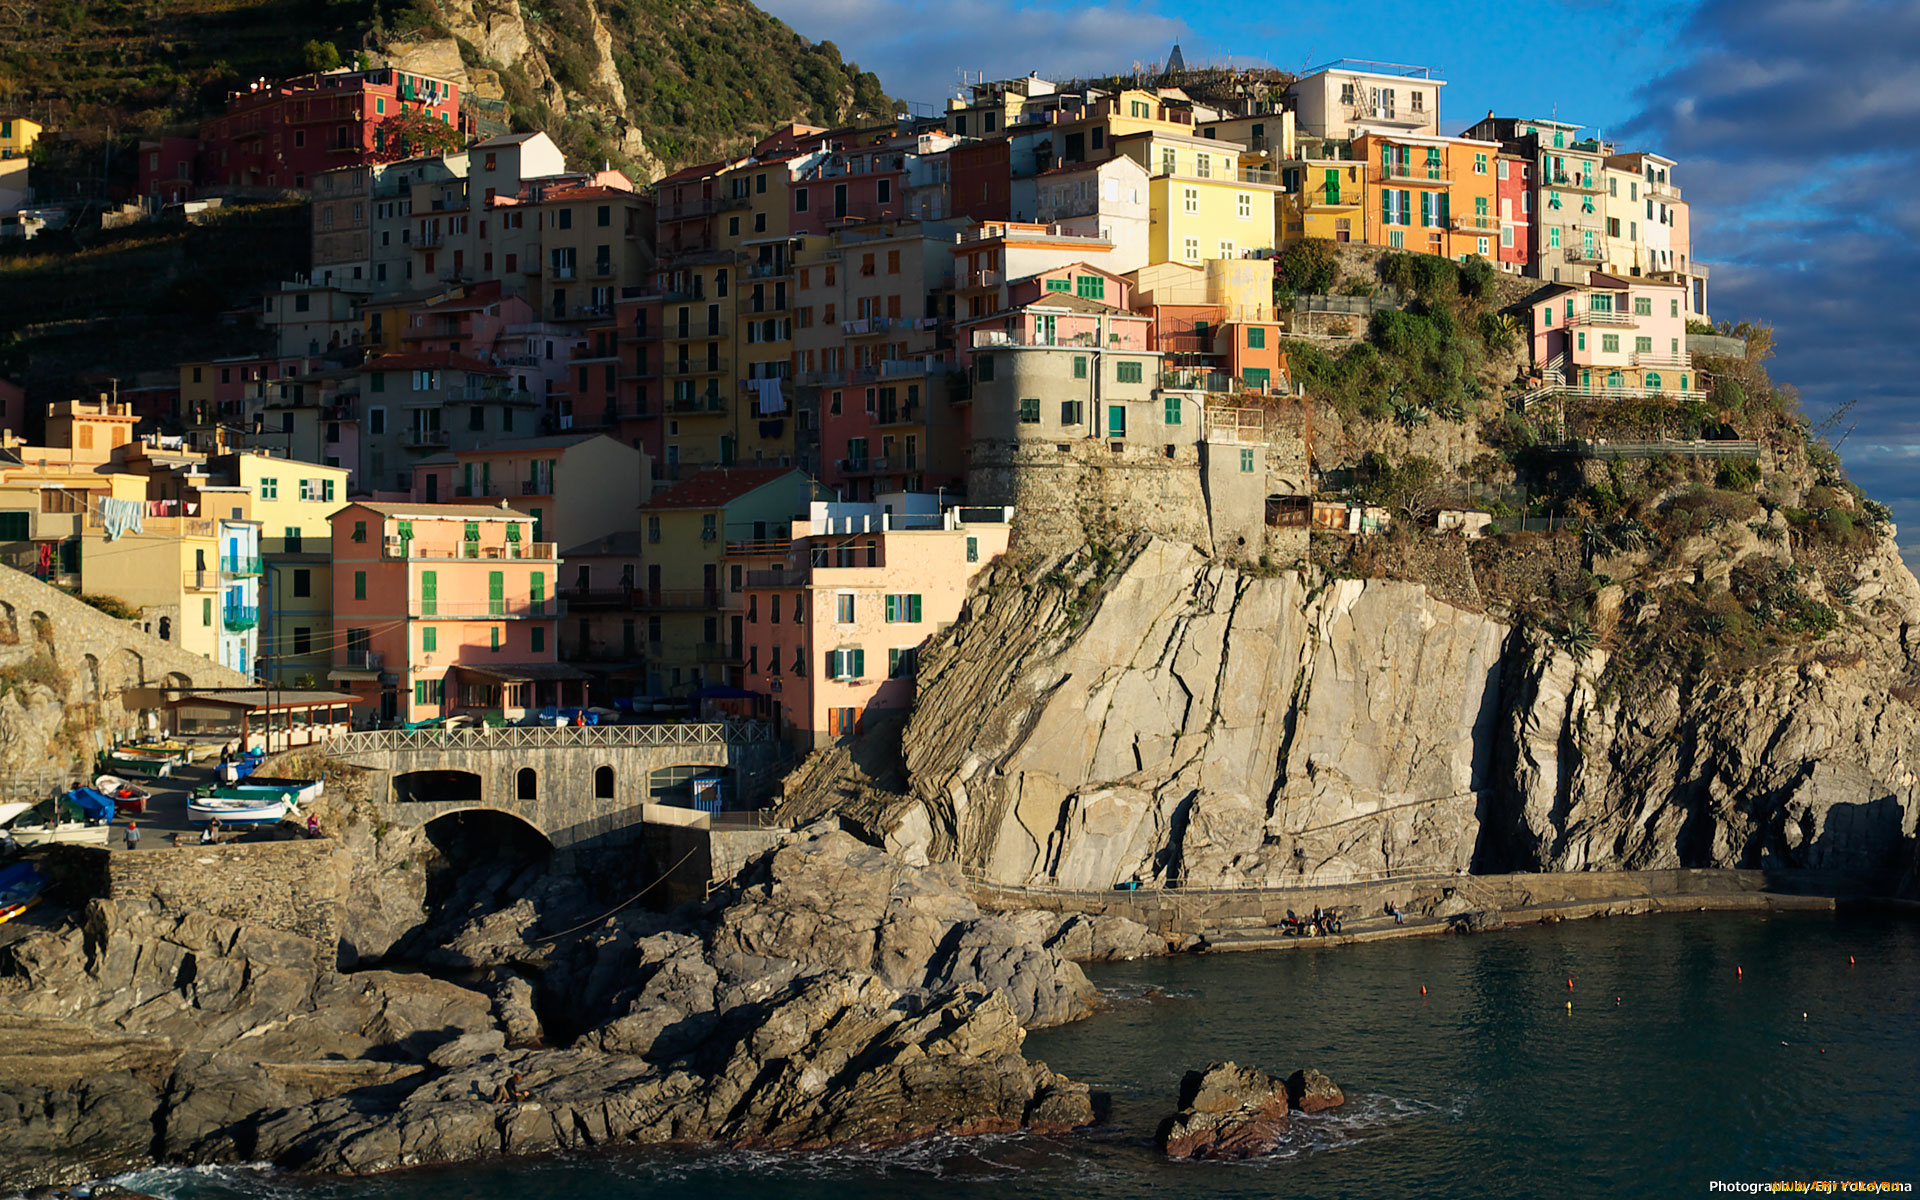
xmin=1155 ymin=1061 xmax=1292 ymax=1159
xmin=1286 ymin=1067 xmax=1345 ymax=1113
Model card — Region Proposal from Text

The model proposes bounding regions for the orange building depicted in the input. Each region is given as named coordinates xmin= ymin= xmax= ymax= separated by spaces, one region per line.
xmin=1354 ymin=132 xmax=1501 ymax=260
xmin=329 ymin=501 xmax=577 ymax=724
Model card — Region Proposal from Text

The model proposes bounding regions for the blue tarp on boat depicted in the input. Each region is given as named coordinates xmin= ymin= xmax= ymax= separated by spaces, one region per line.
xmin=65 ymin=787 xmax=115 ymax=821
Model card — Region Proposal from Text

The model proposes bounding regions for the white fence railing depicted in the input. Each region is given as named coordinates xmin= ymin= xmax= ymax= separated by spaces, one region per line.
xmin=323 ymin=720 xmax=778 ymax=755
xmin=961 ymin=863 xmax=1479 ymax=897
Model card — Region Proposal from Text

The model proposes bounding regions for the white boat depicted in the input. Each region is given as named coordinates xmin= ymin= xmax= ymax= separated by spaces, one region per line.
xmin=188 ymin=795 xmax=297 ymax=826
xmin=93 ymin=776 xmax=152 ymax=812
xmin=3 ymin=797 xmax=111 ymax=846
xmin=200 ymin=777 xmax=323 ymax=805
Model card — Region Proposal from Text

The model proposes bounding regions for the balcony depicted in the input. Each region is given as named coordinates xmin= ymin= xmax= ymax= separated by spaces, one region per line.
xmin=1379 ymin=164 xmax=1448 ymax=183
xmin=963 ymin=268 xmax=1002 ymax=289
xmin=656 ymin=194 xmax=750 ymax=222
xmin=382 ymin=540 xmax=559 ymax=561
xmin=1347 ymin=102 xmax=1427 ymax=128
xmin=636 ymin=588 xmax=724 ymax=610
xmin=695 ymin=641 xmax=743 ymax=665
xmin=551 ymin=265 xmax=577 ymax=280
xmin=743 ymin=260 xmax=790 ymax=279
xmin=666 ymin=321 xmax=729 ymax=342
xmin=335 ymin=649 xmax=383 ymax=672
xmin=872 ymin=402 xmax=921 ymax=428
xmin=668 ymin=392 xmax=727 ymax=415
xmin=737 ymin=295 xmax=792 ymax=316
xmin=1630 ymin=351 xmax=1692 ymax=369
xmin=1567 ymin=308 xmax=1634 ymax=327
xmin=1299 ymin=188 xmax=1360 ymax=210
xmin=1449 ymin=215 xmax=1499 ymax=234
xmin=520 ymin=480 xmax=552 ymax=496
xmin=1550 ymin=173 xmax=1602 ymax=194
xmin=406 ymin=428 xmax=451 ymax=448
xmin=1564 ymin=244 xmax=1604 ymax=263
xmin=971 ymin=329 xmax=1115 ymax=349
xmin=670 ymin=357 xmax=730 ymax=377
xmin=835 ymin=456 xmax=901 ymax=475
xmin=222 ymin=604 xmax=259 ymax=631
xmin=557 ymin=585 xmax=642 ymax=609
xmin=219 ymin=555 xmax=264 ymax=576
xmin=183 ymin=570 xmax=220 ymax=592
xmin=744 ymin=567 xmax=807 ymax=588
xmin=408 ymin=599 xmax=565 ymax=619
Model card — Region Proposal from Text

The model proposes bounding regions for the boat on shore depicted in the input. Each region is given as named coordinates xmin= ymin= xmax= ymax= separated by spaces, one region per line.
xmin=193 ymin=778 xmax=323 ymax=806
xmin=187 ymin=795 xmax=297 ymax=826
xmin=93 ymin=776 xmax=151 ymax=813
xmin=2 ymin=794 xmax=111 ymax=846
xmin=100 ymin=752 xmax=176 ymax=778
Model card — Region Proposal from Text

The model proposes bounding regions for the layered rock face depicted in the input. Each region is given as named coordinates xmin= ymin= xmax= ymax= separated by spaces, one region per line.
xmin=876 ymin=537 xmax=1920 ymax=887
xmin=0 ymin=828 xmax=1101 ymax=1189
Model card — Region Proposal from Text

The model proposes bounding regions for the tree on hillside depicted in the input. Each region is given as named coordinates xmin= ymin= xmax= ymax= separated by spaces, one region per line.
xmin=301 ymin=40 xmax=341 ymax=73
xmin=369 ymin=105 xmax=464 ymax=161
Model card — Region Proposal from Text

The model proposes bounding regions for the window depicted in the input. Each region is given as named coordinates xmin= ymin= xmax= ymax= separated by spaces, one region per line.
xmin=422 ymin=626 xmax=437 ymax=654
xmin=490 ymin=625 xmax=501 ymax=651
xmin=1107 ymin=404 xmax=1127 ymax=438
xmin=1045 ymin=277 xmax=1072 ymax=292
xmin=1240 ymin=448 xmax=1256 ymax=473
xmin=795 ymin=188 xmax=809 ymax=212
xmin=888 ymin=647 xmax=918 ymax=678
xmin=293 ymin=568 xmax=311 ymax=597
xmin=1634 ymin=296 xmax=1653 ymax=316
xmin=1475 ymin=153 xmax=1488 ymax=175
xmin=1116 ymin=361 xmax=1143 ymax=384
xmin=1162 ymin=148 xmax=1176 ymax=175
xmin=884 ymin=594 xmax=923 ymax=623
xmin=531 ymin=627 xmax=544 ymax=652
xmin=351 ymin=520 xmax=366 ymax=543
xmin=826 ymin=648 xmax=866 ymax=680
xmin=350 ymin=570 xmax=366 ymax=600
xmin=1247 ymin=326 xmax=1266 ymax=349
xmin=1060 ymin=400 xmax=1083 ymax=425
xmin=1498 ymin=159 xmax=1509 ymax=180
xmin=203 ymin=598 xmax=212 ymax=626
xmin=1183 ymin=187 xmax=1199 ymax=214
xmin=1018 ymin=397 xmax=1041 ymax=423
xmin=1636 ymin=336 xmax=1653 ymax=353
xmin=967 ymin=536 xmax=979 ymax=563
xmin=977 ymin=355 xmax=994 ymax=382
xmin=1602 ymin=334 xmax=1620 ymax=353
xmin=836 ymin=593 xmax=855 ymax=623
xmin=1163 ymin=396 xmax=1182 ymax=425
xmin=1237 ymin=193 xmax=1252 ymax=220
xmin=260 ymin=477 xmax=278 ymax=500
xmin=1183 ymin=237 xmax=1200 ymax=262
xmin=1073 ymin=356 xmax=1087 ymax=379
xmin=1075 ymin=274 xmax=1105 ymax=301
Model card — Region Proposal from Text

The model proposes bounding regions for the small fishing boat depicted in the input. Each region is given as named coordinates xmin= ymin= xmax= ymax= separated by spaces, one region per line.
xmin=113 ymin=744 xmax=192 ymax=765
xmin=188 ymin=794 xmax=297 ymax=826
xmin=196 ymin=777 xmax=323 ymax=805
xmin=5 ymin=795 xmax=111 ymax=846
xmin=100 ymin=751 xmax=175 ymax=779
xmin=93 ymin=775 xmax=151 ymax=813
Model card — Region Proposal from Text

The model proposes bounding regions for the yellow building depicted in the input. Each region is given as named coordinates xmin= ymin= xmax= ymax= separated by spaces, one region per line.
xmin=1116 ymin=130 xmax=1279 ymax=267
xmin=1280 ymin=155 xmax=1368 ymax=244
xmin=81 ymin=512 xmax=225 ymax=661
xmin=215 ymin=453 xmax=351 ymax=684
xmin=0 ymin=117 xmax=41 ymax=161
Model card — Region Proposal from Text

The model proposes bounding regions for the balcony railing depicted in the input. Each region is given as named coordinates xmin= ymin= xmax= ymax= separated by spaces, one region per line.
xmin=635 ymin=588 xmax=724 ymax=610
xmin=1449 ymin=215 xmax=1499 ymax=233
xmin=406 ymin=428 xmax=451 ymax=447
xmin=695 ymin=641 xmax=743 ymax=664
xmin=744 ymin=567 xmax=807 ymax=588
xmin=220 ymin=555 xmax=264 ymax=576
xmin=668 ymin=393 xmax=727 ymax=415
xmin=656 ymin=194 xmax=750 ymax=221
xmin=409 ymin=599 xmax=565 ymax=619
xmin=737 ymin=295 xmax=792 ymax=316
xmin=1630 ymin=351 xmax=1692 ymax=368
xmin=971 ymin=329 xmax=1120 ymax=349
xmin=670 ymin=357 xmax=730 ymax=377
xmin=335 ymin=650 xmax=383 ymax=671
xmin=872 ymin=403 xmax=921 ymax=427
xmin=183 ymin=570 xmax=220 ymax=592
xmin=835 ymin=456 xmax=915 ymax=474
xmin=1379 ymin=164 xmax=1448 ymax=183
xmin=1568 ymin=309 xmax=1635 ymax=327
xmin=222 ymin=605 xmax=259 ymax=631
xmin=666 ymin=321 xmax=730 ymax=341
xmin=557 ymin=585 xmax=641 ymax=609
xmin=1564 ymin=244 xmax=1604 ymax=263
xmin=382 ymin=540 xmax=558 ymax=561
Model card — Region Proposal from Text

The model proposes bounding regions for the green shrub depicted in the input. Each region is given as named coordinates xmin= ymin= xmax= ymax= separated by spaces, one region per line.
xmin=1273 ymin=239 xmax=1338 ymax=294
xmin=1716 ymin=458 xmax=1760 ymax=490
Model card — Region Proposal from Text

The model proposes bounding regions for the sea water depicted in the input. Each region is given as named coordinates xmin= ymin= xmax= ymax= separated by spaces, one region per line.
xmin=115 ymin=910 xmax=1920 ymax=1200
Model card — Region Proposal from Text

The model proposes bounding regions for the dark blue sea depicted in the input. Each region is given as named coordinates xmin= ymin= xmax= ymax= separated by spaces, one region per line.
xmin=114 ymin=910 xmax=1920 ymax=1199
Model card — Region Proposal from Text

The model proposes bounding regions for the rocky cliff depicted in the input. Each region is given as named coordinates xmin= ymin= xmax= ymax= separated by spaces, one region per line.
xmin=789 ymin=532 xmax=1920 ymax=892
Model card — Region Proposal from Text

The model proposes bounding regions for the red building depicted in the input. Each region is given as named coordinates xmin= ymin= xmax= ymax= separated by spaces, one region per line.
xmin=139 ymin=67 xmax=470 ymax=200
xmin=949 ymin=140 xmax=1011 ymax=224
xmin=1496 ymin=150 xmax=1532 ymax=273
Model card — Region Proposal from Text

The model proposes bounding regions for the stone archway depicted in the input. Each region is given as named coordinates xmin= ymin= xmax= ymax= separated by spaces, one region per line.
xmin=29 ymin=611 xmax=53 ymax=656
xmin=0 ymin=600 xmax=17 ymax=645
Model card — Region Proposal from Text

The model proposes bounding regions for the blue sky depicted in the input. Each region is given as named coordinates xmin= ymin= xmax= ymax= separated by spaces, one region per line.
xmin=761 ymin=0 xmax=1920 ymax=565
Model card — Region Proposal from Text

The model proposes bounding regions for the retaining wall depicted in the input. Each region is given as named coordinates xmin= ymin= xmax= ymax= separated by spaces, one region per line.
xmin=103 ymin=838 xmax=351 ymax=945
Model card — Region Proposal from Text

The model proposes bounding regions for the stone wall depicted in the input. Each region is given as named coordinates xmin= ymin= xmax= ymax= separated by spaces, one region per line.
xmin=104 ymin=839 xmax=351 ymax=946
xmin=0 ymin=566 xmax=249 ymax=778
xmin=970 ymin=439 xmax=1216 ymax=556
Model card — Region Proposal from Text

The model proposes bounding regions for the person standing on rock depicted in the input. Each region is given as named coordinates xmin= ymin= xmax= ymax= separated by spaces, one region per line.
xmin=125 ymin=820 xmax=140 ymax=850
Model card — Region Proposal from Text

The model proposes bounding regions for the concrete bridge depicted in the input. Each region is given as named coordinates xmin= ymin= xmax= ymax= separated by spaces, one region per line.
xmin=321 ymin=721 xmax=789 ymax=853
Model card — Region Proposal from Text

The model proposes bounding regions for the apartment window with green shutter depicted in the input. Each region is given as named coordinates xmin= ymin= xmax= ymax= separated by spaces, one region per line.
xmin=1247 ymin=327 xmax=1265 ymax=349
xmin=1107 ymin=404 xmax=1127 ymax=437
xmin=464 ymin=522 xmax=480 ymax=542
xmin=976 ymin=354 xmax=994 ymax=382
xmin=1602 ymin=334 xmax=1620 ymax=353
xmin=1635 ymin=296 xmax=1653 ymax=316
xmin=1241 ymin=448 xmax=1256 ymax=473
xmin=1577 ymin=332 xmax=1587 ymax=351
xmin=261 ymin=478 xmax=278 ymax=500
xmin=967 ymin=536 xmax=979 ymax=563
xmin=531 ymin=627 xmax=544 ymax=652
xmin=323 ymin=479 xmax=334 ymax=502
xmin=1635 ymin=336 xmax=1653 ymax=353
xmin=488 ymin=571 xmax=504 ymax=616
xmin=423 ymin=627 xmax=436 ymax=653
xmin=1075 ymin=274 xmax=1105 ymax=301
xmin=884 ymin=594 xmax=923 ymax=623
xmin=1116 ymin=361 xmax=1143 ymax=384
xmin=370 ymin=371 xmax=385 ymax=393
xmin=1045 ymin=277 xmax=1072 ymax=293
xmin=1163 ymin=396 xmax=1182 ymax=425
xmin=1671 ymin=299 xmax=1680 ymax=317
xmin=353 ymin=571 xmax=366 ymax=600
xmin=1073 ymin=356 xmax=1087 ymax=380
xmin=1060 ymin=400 xmax=1083 ymax=425
xmin=351 ymin=521 xmax=366 ymax=543
xmin=0 ymin=512 xmax=27 ymax=540
xmin=420 ymin=570 xmax=437 ymax=615
xmin=203 ymin=598 xmax=212 ymax=625
xmin=1018 ymin=397 xmax=1040 ymax=423
xmin=490 ymin=626 xmax=501 ymax=651
xmin=530 ymin=571 xmax=544 ymax=614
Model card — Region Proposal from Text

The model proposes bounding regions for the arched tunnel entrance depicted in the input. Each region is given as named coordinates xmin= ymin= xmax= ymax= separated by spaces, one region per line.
xmin=413 ymin=809 xmax=556 ymax=940
xmin=394 ymin=770 xmax=483 ymax=805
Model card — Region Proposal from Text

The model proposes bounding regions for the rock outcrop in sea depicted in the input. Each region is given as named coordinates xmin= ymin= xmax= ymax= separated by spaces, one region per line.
xmin=1155 ymin=1061 xmax=1346 ymax=1159
xmin=782 ymin=535 xmax=1920 ymax=891
xmin=0 ymin=827 xmax=1110 ymax=1191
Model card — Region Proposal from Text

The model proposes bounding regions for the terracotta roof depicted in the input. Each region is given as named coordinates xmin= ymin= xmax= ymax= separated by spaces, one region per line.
xmin=642 ymin=466 xmax=802 ymax=510
xmin=360 ymin=351 xmax=504 ymax=376
xmin=345 ymin=501 xmax=532 ymax=520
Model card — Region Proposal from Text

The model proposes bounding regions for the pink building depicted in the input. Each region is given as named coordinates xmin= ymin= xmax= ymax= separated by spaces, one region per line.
xmin=328 ymin=501 xmax=575 ymax=724
xmin=1526 ymin=273 xmax=1697 ymax=400
xmin=732 ymin=499 xmax=1012 ymax=748
xmin=1496 ymin=151 xmax=1532 ymax=273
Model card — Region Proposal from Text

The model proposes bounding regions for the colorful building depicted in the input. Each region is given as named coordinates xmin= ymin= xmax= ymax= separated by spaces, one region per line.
xmin=0 ymin=116 xmax=41 ymax=160
xmin=1523 ymin=273 xmax=1699 ymax=401
xmin=1352 ymin=132 xmax=1500 ymax=260
xmin=1115 ymin=129 xmax=1279 ymax=267
xmin=409 ymin=432 xmax=650 ymax=549
xmin=734 ymin=498 xmax=1012 ymax=747
xmin=206 ymin=453 xmax=350 ymax=685
xmin=327 ymin=501 xmax=569 ymax=723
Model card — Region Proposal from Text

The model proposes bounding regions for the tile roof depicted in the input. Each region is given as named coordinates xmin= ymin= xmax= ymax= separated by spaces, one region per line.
xmin=642 ymin=466 xmax=801 ymax=510
xmin=345 ymin=501 xmax=532 ymax=519
xmin=360 ymin=351 xmax=505 ymax=376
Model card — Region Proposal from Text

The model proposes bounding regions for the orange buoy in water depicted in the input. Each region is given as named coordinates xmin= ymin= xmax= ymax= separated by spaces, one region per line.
xmin=1849 ymin=956 xmax=1855 ymax=966
xmin=1737 ymin=966 xmax=1744 ymax=979
xmin=1420 ymin=985 xmax=1428 ymax=995
xmin=1567 ymin=978 xmax=1574 ymax=992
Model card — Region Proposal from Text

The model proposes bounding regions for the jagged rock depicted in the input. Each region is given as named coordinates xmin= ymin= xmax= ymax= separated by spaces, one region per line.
xmin=1451 ymin=908 xmax=1504 ymax=934
xmin=1155 ymin=1062 xmax=1293 ymax=1160
xmin=1044 ymin=912 xmax=1164 ymax=961
xmin=1286 ymin=1067 xmax=1345 ymax=1113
